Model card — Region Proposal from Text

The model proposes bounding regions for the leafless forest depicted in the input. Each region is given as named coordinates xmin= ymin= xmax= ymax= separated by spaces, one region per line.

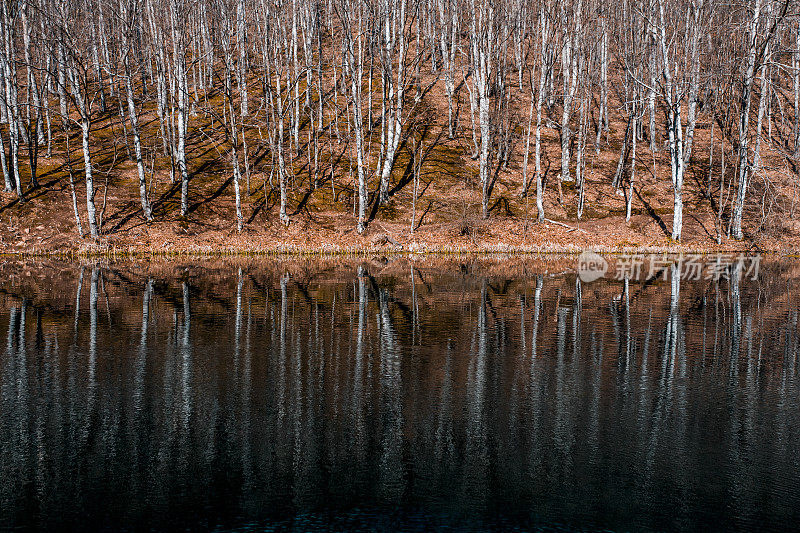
xmin=0 ymin=0 xmax=796 ymax=246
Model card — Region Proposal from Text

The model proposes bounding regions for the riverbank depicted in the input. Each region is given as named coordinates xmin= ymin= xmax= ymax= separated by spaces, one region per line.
xmin=1 ymin=207 xmax=788 ymax=257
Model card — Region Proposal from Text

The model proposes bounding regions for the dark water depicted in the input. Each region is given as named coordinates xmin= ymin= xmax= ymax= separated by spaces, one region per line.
xmin=1 ymin=257 xmax=799 ymax=532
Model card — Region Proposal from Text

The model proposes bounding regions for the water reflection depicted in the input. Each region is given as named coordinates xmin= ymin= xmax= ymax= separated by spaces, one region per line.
xmin=0 ymin=259 xmax=799 ymax=531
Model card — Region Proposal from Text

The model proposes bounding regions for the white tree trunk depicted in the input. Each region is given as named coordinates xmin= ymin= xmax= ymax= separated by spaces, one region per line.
xmin=125 ymin=71 xmax=152 ymax=221
xmin=732 ymin=0 xmax=764 ymax=240
xmin=80 ymin=116 xmax=98 ymax=237
xmin=596 ymin=17 xmax=607 ymax=152
xmin=471 ymin=0 xmax=493 ymax=218
xmin=237 ymin=0 xmax=249 ymax=117
xmin=170 ymin=0 xmax=190 ymax=217
xmin=379 ymin=0 xmax=408 ymax=205
xmin=534 ymin=6 xmax=548 ymax=222
xmin=559 ymin=0 xmax=581 ymax=183
xmin=627 ymin=114 xmax=637 ymax=222
xmin=1 ymin=3 xmax=22 ymax=198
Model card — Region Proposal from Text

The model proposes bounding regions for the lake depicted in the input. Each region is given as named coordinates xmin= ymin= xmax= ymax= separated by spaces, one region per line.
xmin=0 ymin=256 xmax=798 ymax=531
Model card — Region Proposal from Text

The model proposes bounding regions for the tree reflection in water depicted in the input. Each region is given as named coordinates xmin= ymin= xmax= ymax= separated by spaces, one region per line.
xmin=0 ymin=258 xmax=799 ymax=531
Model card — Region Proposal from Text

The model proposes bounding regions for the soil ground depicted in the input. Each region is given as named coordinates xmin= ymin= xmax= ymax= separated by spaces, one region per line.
xmin=1 ymin=67 xmax=797 ymax=257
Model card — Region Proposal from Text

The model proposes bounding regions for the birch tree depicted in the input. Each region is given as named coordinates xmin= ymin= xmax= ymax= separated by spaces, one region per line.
xmin=731 ymin=0 xmax=787 ymax=239
xmin=558 ymin=0 xmax=582 ymax=183
xmin=0 ymin=0 xmax=23 ymax=197
xmin=377 ymin=0 xmax=412 ymax=205
xmin=335 ymin=0 xmax=368 ymax=231
xmin=651 ymin=0 xmax=706 ymax=240
xmin=120 ymin=0 xmax=153 ymax=220
xmin=470 ymin=0 xmax=496 ymax=218
xmin=169 ymin=0 xmax=190 ymax=217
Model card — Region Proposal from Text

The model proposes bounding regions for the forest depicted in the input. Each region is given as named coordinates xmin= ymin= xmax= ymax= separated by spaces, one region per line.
xmin=0 ymin=0 xmax=796 ymax=251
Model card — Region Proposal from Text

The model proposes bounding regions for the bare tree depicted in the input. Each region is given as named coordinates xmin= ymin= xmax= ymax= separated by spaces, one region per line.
xmin=469 ymin=0 xmax=497 ymax=218
xmin=731 ymin=0 xmax=788 ymax=239
xmin=169 ymin=0 xmax=190 ymax=217
xmin=335 ymin=0 xmax=368 ymax=232
xmin=120 ymin=0 xmax=153 ymax=220
xmin=650 ymin=0 xmax=706 ymax=240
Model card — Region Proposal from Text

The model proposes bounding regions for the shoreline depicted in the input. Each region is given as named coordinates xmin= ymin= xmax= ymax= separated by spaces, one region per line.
xmin=1 ymin=214 xmax=788 ymax=258
xmin=0 ymin=244 xmax=789 ymax=258
xmin=3 ymin=191 xmax=791 ymax=258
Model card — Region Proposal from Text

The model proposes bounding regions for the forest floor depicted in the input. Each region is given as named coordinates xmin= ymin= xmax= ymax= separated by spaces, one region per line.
xmin=0 ymin=185 xmax=783 ymax=256
xmin=1 ymin=74 xmax=799 ymax=257
xmin=0 ymin=141 xmax=790 ymax=256
xmin=0 ymin=157 xmax=793 ymax=257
